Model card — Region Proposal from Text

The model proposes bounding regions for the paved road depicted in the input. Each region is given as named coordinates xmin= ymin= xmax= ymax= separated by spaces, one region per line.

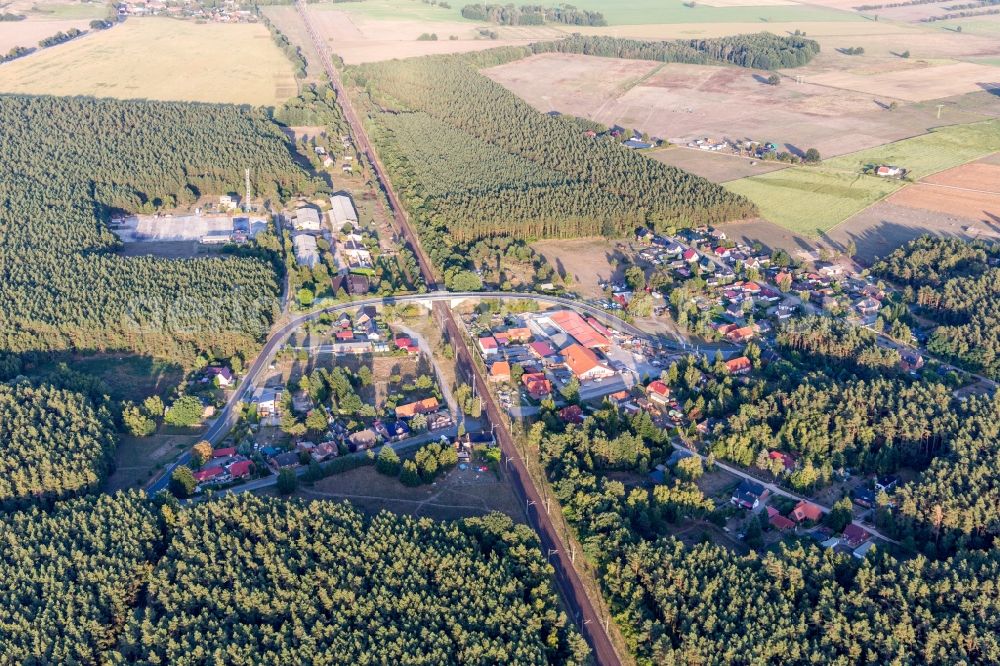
xmin=670 ymin=441 xmax=900 ymax=545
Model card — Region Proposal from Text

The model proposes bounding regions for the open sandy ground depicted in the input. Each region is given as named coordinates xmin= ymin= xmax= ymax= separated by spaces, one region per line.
xmin=805 ymin=60 xmax=1000 ymax=101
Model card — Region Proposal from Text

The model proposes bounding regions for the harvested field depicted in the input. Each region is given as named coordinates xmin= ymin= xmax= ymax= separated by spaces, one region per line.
xmin=828 ymin=202 xmax=1000 ymax=263
xmin=922 ymin=160 xmax=1000 ymax=189
xmin=0 ymin=18 xmax=94 ymax=53
xmin=889 ymin=183 xmax=1000 ymax=221
xmin=307 ymin=4 xmax=558 ymax=64
xmin=261 ymin=5 xmax=325 ymax=81
xmin=485 ymin=53 xmax=1000 ymax=159
xmin=649 ymin=147 xmax=789 ymax=182
xmin=805 ymin=61 xmax=1000 ymax=102
xmin=0 ymin=18 xmax=297 ymax=105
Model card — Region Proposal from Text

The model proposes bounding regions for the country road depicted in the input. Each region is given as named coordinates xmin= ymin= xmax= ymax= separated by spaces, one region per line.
xmin=669 ymin=441 xmax=901 ymax=545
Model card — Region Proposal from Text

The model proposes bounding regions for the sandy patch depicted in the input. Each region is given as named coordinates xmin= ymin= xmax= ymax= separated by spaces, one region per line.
xmin=530 ymin=237 xmax=629 ymax=298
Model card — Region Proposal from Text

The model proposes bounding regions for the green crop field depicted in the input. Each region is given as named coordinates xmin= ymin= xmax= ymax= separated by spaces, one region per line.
xmin=542 ymin=0 xmax=862 ymax=24
xmin=319 ymin=0 xmax=861 ymax=25
xmin=0 ymin=18 xmax=298 ymax=106
xmin=315 ymin=0 xmax=467 ymax=22
xmin=724 ymin=119 xmax=1000 ymax=235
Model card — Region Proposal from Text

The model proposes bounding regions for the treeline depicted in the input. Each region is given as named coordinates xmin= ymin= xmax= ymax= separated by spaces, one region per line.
xmin=0 ymin=11 xmax=24 ymax=20
xmin=38 ymin=28 xmax=85 ymax=48
xmin=529 ymin=33 xmax=821 ymax=70
xmin=0 ymin=45 xmax=34 ymax=64
xmin=260 ymin=12 xmax=307 ymax=78
xmin=461 ymin=3 xmax=607 ymax=26
xmin=874 ymin=236 xmax=1000 ymax=378
xmin=924 ymin=6 xmax=1000 ymax=20
xmin=351 ymin=51 xmax=755 ymax=276
xmin=0 ymin=95 xmax=308 ymax=362
xmin=0 ymin=492 xmax=587 ymax=664
xmin=0 ymin=383 xmax=117 ymax=506
xmin=534 ymin=403 xmax=1000 ymax=663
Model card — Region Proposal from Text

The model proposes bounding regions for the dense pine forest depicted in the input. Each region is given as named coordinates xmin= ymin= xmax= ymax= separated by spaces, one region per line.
xmin=349 ymin=47 xmax=757 ymax=283
xmin=0 ymin=383 xmax=117 ymax=506
xmin=0 ymin=492 xmax=585 ymax=664
xmin=874 ymin=236 xmax=1000 ymax=378
xmin=534 ymin=393 xmax=1000 ymax=663
xmin=530 ymin=33 xmax=821 ymax=69
xmin=0 ymin=95 xmax=307 ymax=362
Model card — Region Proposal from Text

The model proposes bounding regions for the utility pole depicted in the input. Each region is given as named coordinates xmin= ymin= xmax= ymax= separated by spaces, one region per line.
xmin=936 ymin=104 xmax=944 ymax=120
xmin=244 ymin=168 xmax=251 ymax=212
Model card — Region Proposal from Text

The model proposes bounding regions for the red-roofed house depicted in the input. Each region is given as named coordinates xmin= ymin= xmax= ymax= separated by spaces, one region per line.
xmin=528 ymin=341 xmax=556 ymax=359
xmin=490 ymin=361 xmax=511 ymax=383
xmin=227 ymin=460 xmax=253 ymax=479
xmin=768 ymin=450 xmax=796 ymax=473
xmin=194 ymin=466 xmax=224 ymax=483
xmin=724 ymin=356 xmax=752 ymax=375
xmin=646 ymin=380 xmax=671 ymax=406
xmin=563 ymin=344 xmax=615 ymax=381
xmin=522 ymin=372 xmax=552 ymax=399
xmin=212 ymin=447 xmax=236 ymax=459
xmin=683 ymin=248 xmax=698 ymax=262
xmin=478 ymin=336 xmax=499 ymax=356
xmin=394 ymin=335 xmax=419 ymax=354
xmin=791 ymin=501 xmax=824 ymax=523
xmin=767 ymin=506 xmax=796 ymax=531
xmin=842 ymin=524 xmax=871 ymax=548
xmin=395 ymin=397 xmax=440 ymax=419
xmin=559 ymin=405 xmax=584 ymax=424
xmin=726 ymin=327 xmax=756 ymax=344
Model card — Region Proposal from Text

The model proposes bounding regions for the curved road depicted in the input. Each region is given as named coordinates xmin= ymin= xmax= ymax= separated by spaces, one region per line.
xmin=149 ymin=289 xmax=699 ymax=489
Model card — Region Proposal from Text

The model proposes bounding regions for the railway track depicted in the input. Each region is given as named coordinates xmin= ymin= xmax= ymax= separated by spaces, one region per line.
xmin=291 ymin=5 xmax=624 ymax=663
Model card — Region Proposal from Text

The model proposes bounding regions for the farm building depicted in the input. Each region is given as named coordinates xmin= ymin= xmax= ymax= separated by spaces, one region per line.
xmin=293 ymin=207 xmax=322 ymax=231
xmin=329 ymin=194 xmax=359 ymax=228
xmin=293 ymin=234 xmax=319 ymax=267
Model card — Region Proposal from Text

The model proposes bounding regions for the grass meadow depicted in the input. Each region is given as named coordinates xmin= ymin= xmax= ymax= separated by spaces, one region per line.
xmin=0 ymin=18 xmax=298 ymax=106
xmin=724 ymin=119 xmax=1000 ymax=235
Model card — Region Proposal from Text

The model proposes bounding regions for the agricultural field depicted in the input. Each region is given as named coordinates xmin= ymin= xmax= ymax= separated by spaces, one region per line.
xmin=539 ymin=0 xmax=862 ymax=24
xmin=0 ymin=18 xmax=297 ymax=105
xmin=0 ymin=0 xmax=106 ymax=53
xmin=724 ymin=119 xmax=1000 ymax=235
xmin=303 ymin=1 xmax=560 ymax=64
xmin=484 ymin=51 xmax=1000 ymax=159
